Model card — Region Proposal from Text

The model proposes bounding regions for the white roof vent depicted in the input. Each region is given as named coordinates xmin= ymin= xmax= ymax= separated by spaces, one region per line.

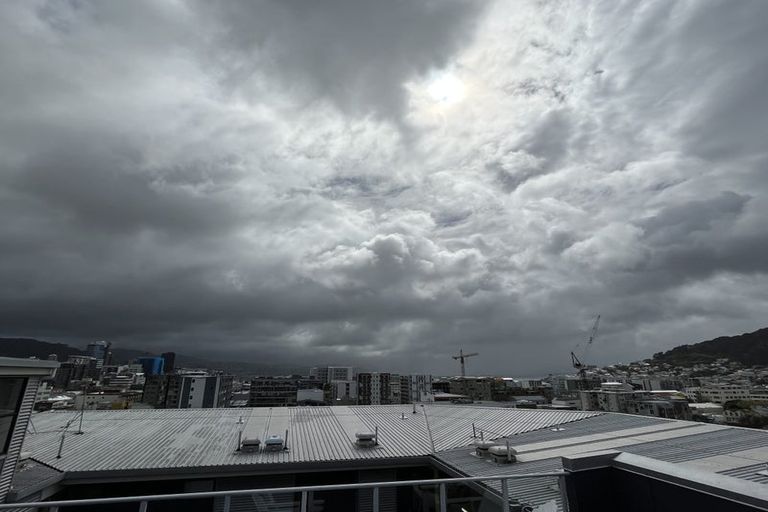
xmin=489 ymin=444 xmax=517 ymax=464
xmin=355 ymin=427 xmax=379 ymax=448
xmin=264 ymin=434 xmax=284 ymax=451
xmin=474 ymin=440 xmax=495 ymax=457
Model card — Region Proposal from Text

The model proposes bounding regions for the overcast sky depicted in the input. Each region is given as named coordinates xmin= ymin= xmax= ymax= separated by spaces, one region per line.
xmin=2 ymin=0 xmax=767 ymax=376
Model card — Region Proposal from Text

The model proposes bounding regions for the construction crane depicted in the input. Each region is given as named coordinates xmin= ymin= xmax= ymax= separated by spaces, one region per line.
xmin=452 ymin=349 xmax=479 ymax=377
xmin=571 ymin=315 xmax=601 ymax=386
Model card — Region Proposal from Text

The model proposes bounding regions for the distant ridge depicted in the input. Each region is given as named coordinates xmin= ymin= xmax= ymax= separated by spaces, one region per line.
xmin=0 ymin=337 xmax=305 ymax=376
xmin=0 ymin=337 xmax=83 ymax=361
xmin=652 ymin=327 xmax=768 ymax=366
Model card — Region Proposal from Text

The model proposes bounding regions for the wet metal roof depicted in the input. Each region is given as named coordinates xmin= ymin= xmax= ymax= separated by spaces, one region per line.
xmin=23 ymin=405 xmax=768 ymax=512
xmin=23 ymin=405 xmax=598 ymax=474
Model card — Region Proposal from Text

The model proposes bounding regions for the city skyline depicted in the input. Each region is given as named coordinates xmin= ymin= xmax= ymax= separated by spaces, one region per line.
xmin=2 ymin=1 xmax=768 ymax=375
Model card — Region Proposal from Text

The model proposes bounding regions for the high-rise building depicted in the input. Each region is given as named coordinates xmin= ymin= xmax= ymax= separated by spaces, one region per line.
xmin=330 ymin=380 xmax=357 ymax=403
xmin=448 ymin=377 xmax=494 ymax=401
xmin=137 ymin=357 xmax=165 ymax=376
xmin=248 ymin=377 xmax=323 ymax=407
xmin=356 ymin=373 xmax=391 ymax=405
xmin=54 ymin=356 xmax=100 ymax=388
xmin=409 ymin=375 xmax=434 ymax=402
xmin=86 ymin=341 xmax=109 ymax=368
xmin=160 ymin=352 xmax=176 ymax=374
xmin=309 ymin=366 xmax=354 ymax=383
xmin=143 ymin=373 xmax=233 ymax=409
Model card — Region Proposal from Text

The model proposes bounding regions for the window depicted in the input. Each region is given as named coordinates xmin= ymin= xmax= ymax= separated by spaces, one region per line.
xmin=1 ymin=378 xmax=26 ymax=455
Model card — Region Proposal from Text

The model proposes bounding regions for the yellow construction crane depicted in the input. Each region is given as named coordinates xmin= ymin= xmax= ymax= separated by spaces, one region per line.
xmin=452 ymin=349 xmax=479 ymax=377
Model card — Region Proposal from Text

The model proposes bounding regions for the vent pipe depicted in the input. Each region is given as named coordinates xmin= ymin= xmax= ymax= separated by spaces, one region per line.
xmin=375 ymin=426 xmax=379 ymax=445
xmin=56 ymin=432 xmax=65 ymax=459
xmin=284 ymin=429 xmax=289 ymax=451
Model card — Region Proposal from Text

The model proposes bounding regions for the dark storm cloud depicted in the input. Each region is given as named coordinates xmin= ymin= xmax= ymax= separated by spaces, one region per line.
xmin=1 ymin=0 xmax=768 ymax=375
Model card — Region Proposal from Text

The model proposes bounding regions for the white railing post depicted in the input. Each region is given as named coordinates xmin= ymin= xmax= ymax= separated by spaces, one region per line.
xmin=439 ymin=483 xmax=447 ymax=512
xmin=373 ymin=486 xmax=379 ymax=512
xmin=501 ymin=477 xmax=510 ymax=511
xmin=300 ymin=490 xmax=308 ymax=512
xmin=222 ymin=495 xmax=231 ymax=512
xmin=138 ymin=501 xmax=148 ymax=512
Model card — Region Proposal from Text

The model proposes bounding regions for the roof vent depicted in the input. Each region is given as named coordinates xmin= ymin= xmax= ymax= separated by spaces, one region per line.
xmin=355 ymin=426 xmax=379 ymax=448
xmin=489 ymin=443 xmax=517 ymax=464
xmin=240 ymin=438 xmax=261 ymax=453
xmin=264 ymin=434 xmax=284 ymax=451
xmin=474 ymin=440 xmax=495 ymax=458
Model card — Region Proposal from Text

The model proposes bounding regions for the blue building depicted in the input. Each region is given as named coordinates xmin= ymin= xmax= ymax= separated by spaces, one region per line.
xmin=137 ymin=356 xmax=164 ymax=376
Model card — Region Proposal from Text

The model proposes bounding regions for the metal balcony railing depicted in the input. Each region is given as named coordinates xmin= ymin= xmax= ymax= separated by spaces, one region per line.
xmin=0 ymin=471 xmax=567 ymax=512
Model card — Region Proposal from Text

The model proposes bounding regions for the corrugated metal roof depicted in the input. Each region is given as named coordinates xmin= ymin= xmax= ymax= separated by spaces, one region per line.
xmin=23 ymin=405 xmax=597 ymax=473
xmin=24 ymin=405 xmax=768 ymax=512
xmin=719 ymin=463 xmax=768 ymax=484
xmin=492 ymin=412 xmax=671 ymax=446
xmin=620 ymin=428 xmax=768 ymax=463
xmin=424 ymin=407 xmax=601 ymax=451
xmin=435 ymin=447 xmax=564 ymax=509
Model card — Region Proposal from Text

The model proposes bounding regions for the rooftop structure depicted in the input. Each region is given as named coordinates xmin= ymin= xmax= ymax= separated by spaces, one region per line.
xmin=10 ymin=403 xmax=768 ymax=510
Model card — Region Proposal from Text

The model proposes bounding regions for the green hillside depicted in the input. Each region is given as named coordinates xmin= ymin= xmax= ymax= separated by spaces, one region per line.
xmin=652 ymin=327 xmax=768 ymax=366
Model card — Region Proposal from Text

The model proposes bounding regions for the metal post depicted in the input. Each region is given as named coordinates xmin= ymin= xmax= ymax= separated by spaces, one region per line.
xmin=285 ymin=429 xmax=289 ymax=450
xmin=138 ymin=501 xmax=148 ymax=512
xmin=50 ymin=507 xmax=58 ymax=512
xmin=56 ymin=432 xmax=65 ymax=459
xmin=501 ymin=478 xmax=510 ymax=512
xmin=223 ymin=495 xmax=231 ymax=512
xmin=300 ymin=491 xmax=308 ymax=512
xmin=472 ymin=423 xmax=476 ymax=438
xmin=558 ymin=474 xmax=570 ymax=512
xmin=372 ymin=486 xmax=379 ymax=512
xmin=480 ymin=430 xmax=484 ymax=441
xmin=77 ymin=382 xmax=87 ymax=434
xmin=438 ymin=483 xmax=447 ymax=512
xmin=374 ymin=426 xmax=379 ymax=445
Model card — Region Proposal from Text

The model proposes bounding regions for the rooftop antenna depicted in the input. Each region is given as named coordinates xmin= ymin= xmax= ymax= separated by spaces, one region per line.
xmin=452 ymin=349 xmax=479 ymax=377
xmin=76 ymin=381 xmax=89 ymax=435
xmin=236 ymin=416 xmax=244 ymax=451
xmin=57 ymin=419 xmax=74 ymax=459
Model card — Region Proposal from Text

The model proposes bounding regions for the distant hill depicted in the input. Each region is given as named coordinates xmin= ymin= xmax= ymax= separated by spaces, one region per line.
xmin=0 ymin=337 xmax=305 ymax=376
xmin=0 ymin=337 xmax=83 ymax=361
xmin=652 ymin=327 xmax=768 ymax=366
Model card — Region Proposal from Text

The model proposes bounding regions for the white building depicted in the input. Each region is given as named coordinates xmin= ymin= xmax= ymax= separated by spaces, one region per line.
xmin=330 ymin=380 xmax=357 ymax=402
xmin=698 ymin=384 xmax=750 ymax=404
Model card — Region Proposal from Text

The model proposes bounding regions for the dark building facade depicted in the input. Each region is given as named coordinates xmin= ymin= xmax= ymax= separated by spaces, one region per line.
xmin=356 ymin=373 xmax=392 ymax=405
xmin=143 ymin=374 xmax=233 ymax=409
xmin=160 ymin=352 xmax=176 ymax=374
xmin=248 ymin=377 xmax=322 ymax=407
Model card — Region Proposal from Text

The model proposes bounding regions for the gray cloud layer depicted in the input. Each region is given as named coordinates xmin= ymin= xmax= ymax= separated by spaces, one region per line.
xmin=1 ymin=0 xmax=767 ymax=375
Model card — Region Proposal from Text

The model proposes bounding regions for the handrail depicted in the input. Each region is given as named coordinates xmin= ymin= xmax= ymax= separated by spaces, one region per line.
xmin=0 ymin=471 xmax=566 ymax=509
